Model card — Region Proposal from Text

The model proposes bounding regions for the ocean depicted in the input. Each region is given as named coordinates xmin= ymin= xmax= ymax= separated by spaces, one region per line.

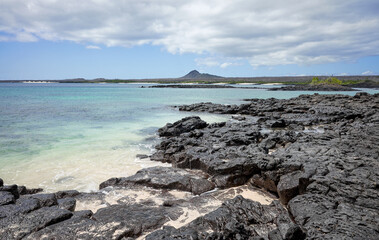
xmin=0 ymin=83 xmax=377 ymax=192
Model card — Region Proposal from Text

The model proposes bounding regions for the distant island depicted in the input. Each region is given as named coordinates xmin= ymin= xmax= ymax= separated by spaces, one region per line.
xmin=180 ymin=70 xmax=223 ymax=79
xmin=1 ymin=70 xmax=379 ymax=88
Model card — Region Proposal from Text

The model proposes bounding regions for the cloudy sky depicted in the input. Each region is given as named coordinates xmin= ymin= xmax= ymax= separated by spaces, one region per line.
xmin=0 ymin=0 xmax=378 ymax=79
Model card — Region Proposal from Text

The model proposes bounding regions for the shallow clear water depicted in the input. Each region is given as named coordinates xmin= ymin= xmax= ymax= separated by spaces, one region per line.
xmin=0 ymin=83 xmax=377 ymax=192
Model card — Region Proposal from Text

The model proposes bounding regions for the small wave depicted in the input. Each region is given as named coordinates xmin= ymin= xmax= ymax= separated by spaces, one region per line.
xmin=54 ymin=175 xmax=75 ymax=184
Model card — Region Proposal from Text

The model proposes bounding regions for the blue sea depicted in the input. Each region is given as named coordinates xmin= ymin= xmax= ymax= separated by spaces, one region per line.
xmin=0 ymin=83 xmax=377 ymax=192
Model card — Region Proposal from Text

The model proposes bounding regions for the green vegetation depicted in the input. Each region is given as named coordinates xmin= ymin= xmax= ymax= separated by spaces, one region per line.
xmin=341 ymin=79 xmax=364 ymax=85
xmin=311 ymin=77 xmax=342 ymax=85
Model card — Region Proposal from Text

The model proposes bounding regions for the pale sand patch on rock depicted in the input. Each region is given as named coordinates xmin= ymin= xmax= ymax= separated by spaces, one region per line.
xmin=75 ymin=186 xmax=193 ymax=213
xmin=75 ymin=199 xmax=106 ymax=213
xmin=212 ymin=185 xmax=276 ymax=205
xmin=165 ymin=208 xmax=201 ymax=228
xmin=168 ymin=189 xmax=193 ymax=199
xmin=236 ymin=187 xmax=274 ymax=204
xmin=76 ymin=184 xmax=276 ymax=239
xmin=136 ymin=207 xmax=203 ymax=240
xmin=137 ymin=186 xmax=276 ymax=239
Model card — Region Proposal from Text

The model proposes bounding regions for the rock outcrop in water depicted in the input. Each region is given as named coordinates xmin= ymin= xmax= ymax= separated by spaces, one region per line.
xmin=150 ymin=92 xmax=379 ymax=239
xmin=1 ymin=92 xmax=378 ymax=239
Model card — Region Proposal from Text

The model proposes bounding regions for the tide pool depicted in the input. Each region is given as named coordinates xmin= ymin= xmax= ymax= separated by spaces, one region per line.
xmin=0 ymin=83 xmax=376 ymax=192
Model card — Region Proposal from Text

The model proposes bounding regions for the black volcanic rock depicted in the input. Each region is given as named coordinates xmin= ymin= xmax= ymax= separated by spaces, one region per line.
xmin=0 ymin=192 xmax=15 ymax=206
xmin=0 ymin=205 xmax=73 ymax=239
xmin=57 ymin=198 xmax=76 ymax=212
xmin=150 ymin=92 xmax=379 ymax=239
xmin=17 ymin=186 xmax=43 ymax=195
xmin=55 ymin=190 xmax=80 ymax=199
xmin=158 ymin=116 xmax=208 ymax=137
xmin=0 ymin=185 xmax=19 ymax=200
xmin=277 ymin=171 xmax=303 ymax=205
xmin=181 ymin=70 xmax=223 ymax=79
xmin=24 ymin=193 xmax=57 ymax=207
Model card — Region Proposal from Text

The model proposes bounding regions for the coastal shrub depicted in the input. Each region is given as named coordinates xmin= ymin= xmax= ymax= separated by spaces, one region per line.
xmin=311 ymin=77 xmax=342 ymax=85
xmin=311 ymin=77 xmax=320 ymax=85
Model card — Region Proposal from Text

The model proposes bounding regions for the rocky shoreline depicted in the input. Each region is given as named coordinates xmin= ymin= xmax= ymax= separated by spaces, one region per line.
xmin=147 ymin=83 xmax=367 ymax=91
xmin=1 ymin=92 xmax=378 ymax=239
xmin=268 ymin=84 xmax=358 ymax=91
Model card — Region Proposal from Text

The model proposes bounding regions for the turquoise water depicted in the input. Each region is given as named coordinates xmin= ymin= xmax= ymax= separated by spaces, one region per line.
xmin=0 ymin=83 xmax=377 ymax=192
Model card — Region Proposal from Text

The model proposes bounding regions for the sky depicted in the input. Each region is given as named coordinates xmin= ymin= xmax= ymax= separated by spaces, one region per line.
xmin=0 ymin=0 xmax=378 ymax=80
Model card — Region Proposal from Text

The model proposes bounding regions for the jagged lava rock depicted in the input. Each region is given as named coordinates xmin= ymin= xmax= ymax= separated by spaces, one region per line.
xmin=158 ymin=116 xmax=208 ymax=137
xmin=153 ymin=92 xmax=379 ymax=239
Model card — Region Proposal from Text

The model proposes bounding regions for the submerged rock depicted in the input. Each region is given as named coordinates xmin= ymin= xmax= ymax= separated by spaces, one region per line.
xmin=136 ymin=154 xmax=149 ymax=159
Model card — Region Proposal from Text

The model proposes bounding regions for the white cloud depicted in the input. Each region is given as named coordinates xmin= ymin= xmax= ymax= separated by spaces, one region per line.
xmin=0 ymin=29 xmax=38 ymax=42
xmin=0 ymin=0 xmax=379 ymax=66
xmin=195 ymin=57 xmax=220 ymax=67
xmin=196 ymin=57 xmax=242 ymax=68
xmin=220 ymin=63 xmax=232 ymax=68
xmin=86 ymin=45 xmax=101 ymax=50
xmin=362 ymin=71 xmax=373 ymax=75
